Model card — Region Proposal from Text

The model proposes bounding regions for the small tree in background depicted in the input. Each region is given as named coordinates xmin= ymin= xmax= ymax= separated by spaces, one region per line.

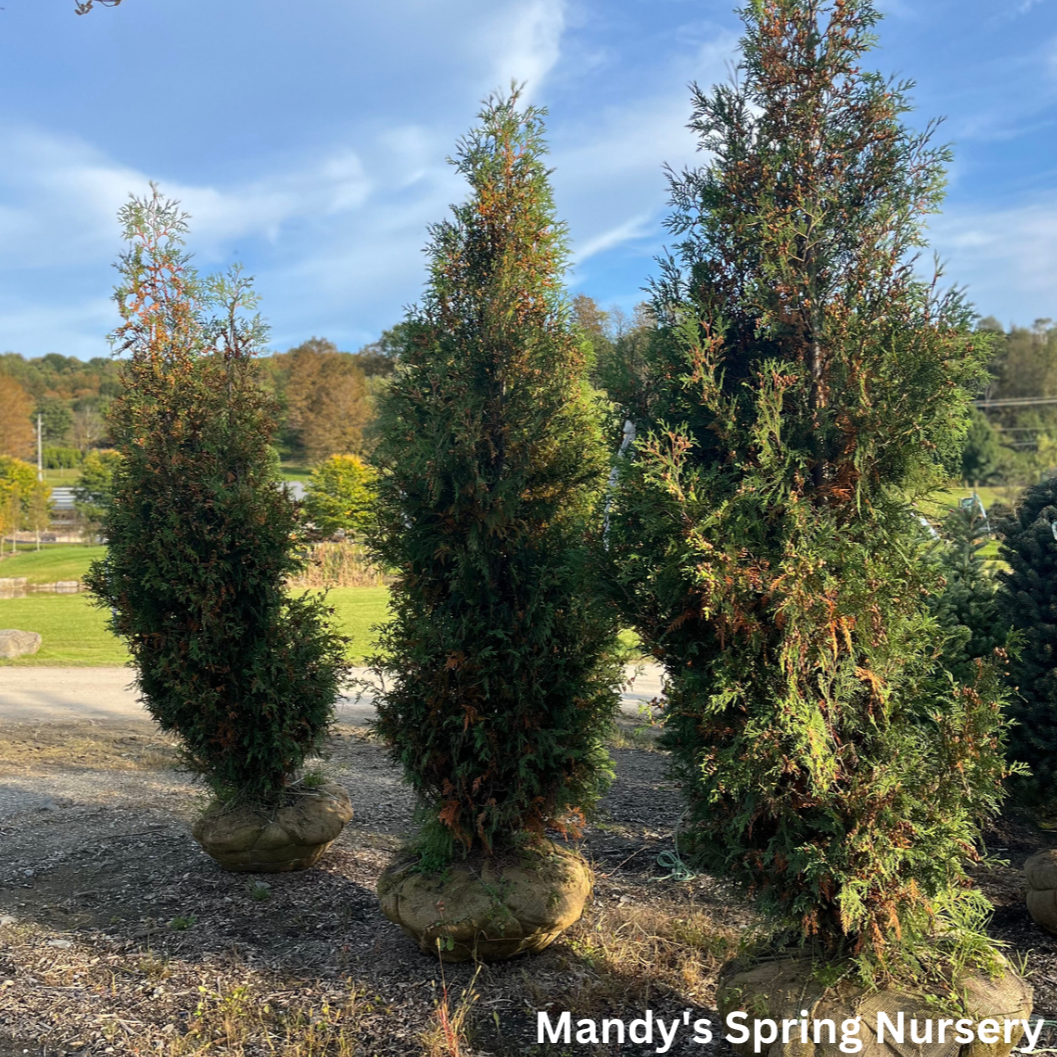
xmin=0 ymin=456 xmax=51 ymax=554
xmin=303 ymin=454 xmax=377 ymax=540
xmin=608 ymin=0 xmax=1010 ymax=981
xmin=998 ymin=480 xmax=1057 ymax=813
xmin=74 ymin=448 xmax=121 ymax=543
xmin=370 ymin=90 xmax=622 ymax=867
xmin=930 ymin=501 xmax=1007 ymax=688
xmin=960 ymin=409 xmax=1003 ymax=488
xmin=86 ymin=188 xmax=348 ymax=806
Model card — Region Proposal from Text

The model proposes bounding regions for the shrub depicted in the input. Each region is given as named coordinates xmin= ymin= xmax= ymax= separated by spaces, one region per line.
xmin=369 ymin=90 xmax=622 ymax=864
xmin=43 ymin=446 xmax=83 ymax=470
xmin=997 ymin=478 xmax=1057 ymax=812
xmin=73 ymin=449 xmax=121 ymax=543
xmin=85 ymin=188 xmax=348 ymax=805
xmin=607 ymin=0 xmax=1010 ymax=979
xmin=303 ymin=454 xmax=377 ymax=540
xmin=0 ymin=456 xmax=52 ymax=550
xmin=930 ymin=500 xmax=1007 ymax=687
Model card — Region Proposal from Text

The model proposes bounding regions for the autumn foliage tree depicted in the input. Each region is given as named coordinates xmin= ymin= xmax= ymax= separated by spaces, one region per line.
xmin=608 ymin=0 xmax=1010 ymax=979
xmin=0 ymin=377 xmax=35 ymax=459
xmin=369 ymin=90 xmax=621 ymax=865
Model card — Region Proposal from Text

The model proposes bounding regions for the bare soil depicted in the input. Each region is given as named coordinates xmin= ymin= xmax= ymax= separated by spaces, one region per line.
xmin=0 ymin=718 xmax=1053 ymax=1057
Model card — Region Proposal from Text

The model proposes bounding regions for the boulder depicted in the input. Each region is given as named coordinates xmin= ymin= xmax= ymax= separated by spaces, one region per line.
xmin=717 ymin=954 xmax=1032 ymax=1057
xmin=0 ymin=629 xmax=42 ymax=659
xmin=378 ymin=839 xmax=592 ymax=962
xmin=1025 ymin=848 xmax=1057 ymax=935
xmin=192 ymin=781 xmax=352 ymax=872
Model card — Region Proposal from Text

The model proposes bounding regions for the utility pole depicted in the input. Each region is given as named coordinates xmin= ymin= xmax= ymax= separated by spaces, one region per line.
xmin=37 ymin=414 xmax=44 ymax=551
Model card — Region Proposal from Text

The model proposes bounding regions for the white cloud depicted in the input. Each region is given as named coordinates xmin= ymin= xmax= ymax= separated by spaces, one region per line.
xmin=552 ymin=27 xmax=739 ymax=278
xmin=486 ymin=0 xmax=567 ymax=97
xmin=928 ymin=197 xmax=1057 ymax=322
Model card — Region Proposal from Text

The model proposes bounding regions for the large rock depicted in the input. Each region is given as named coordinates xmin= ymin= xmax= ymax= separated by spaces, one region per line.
xmin=0 ymin=629 xmax=42 ymax=659
xmin=192 ymin=781 xmax=352 ymax=872
xmin=1025 ymin=848 xmax=1057 ymax=935
xmin=718 ymin=954 xmax=1032 ymax=1057
xmin=378 ymin=839 xmax=592 ymax=962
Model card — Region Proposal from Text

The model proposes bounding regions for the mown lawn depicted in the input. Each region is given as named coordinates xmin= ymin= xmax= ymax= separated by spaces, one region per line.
xmin=0 ymin=586 xmax=392 ymax=667
xmin=0 ymin=544 xmax=105 ymax=584
xmin=0 ymin=593 xmax=126 ymax=666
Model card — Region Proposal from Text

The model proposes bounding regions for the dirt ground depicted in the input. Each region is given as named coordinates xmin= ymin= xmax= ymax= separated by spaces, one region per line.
xmin=0 ymin=717 xmax=1054 ymax=1057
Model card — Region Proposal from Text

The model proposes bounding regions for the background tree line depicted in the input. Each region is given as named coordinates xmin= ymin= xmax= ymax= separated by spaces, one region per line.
xmin=3 ymin=309 xmax=1055 ymax=481
xmin=0 ymin=330 xmax=404 ymax=467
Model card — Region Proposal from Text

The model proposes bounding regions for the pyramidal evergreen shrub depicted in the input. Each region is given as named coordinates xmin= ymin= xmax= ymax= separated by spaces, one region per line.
xmin=86 ymin=188 xmax=348 ymax=805
xmin=607 ymin=0 xmax=1011 ymax=980
xmin=997 ymin=479 xmax=1057 ymax=813
xmin=369 ymin=90 xmax=622 ymax=866
xmin=930 ymin=500 xmax=1008 ymax=688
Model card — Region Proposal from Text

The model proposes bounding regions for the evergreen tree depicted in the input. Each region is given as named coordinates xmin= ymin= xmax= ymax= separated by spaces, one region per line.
xmin=369 ymin=90 xmax=621 ymax=865
xmin=86 ymin=188 xmax=348 ymax=805
xmin=930 ymin=500 xmax=1007 ymax=687
xmin=997 ymin=480 xmax=1057 ymax=813
xmin=960 ymin=409 xmax=1003 ymax=487
xmin=608 ymin=0 xmax=1009 ymax=978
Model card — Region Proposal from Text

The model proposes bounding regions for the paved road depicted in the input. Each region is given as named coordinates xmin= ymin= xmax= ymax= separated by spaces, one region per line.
xmin=0 ymin=665 xmax=666 ymax=725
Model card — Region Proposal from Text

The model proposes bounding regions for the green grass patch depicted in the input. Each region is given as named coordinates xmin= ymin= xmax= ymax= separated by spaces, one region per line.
xmin=279 ymin=462 xmax=313 ymax=484
xmin=0 ymin=593 xmax=128 ymax=666
xmin=0 ymin=584 xmax=642 ymax=669
xmin=0 ymin=544 xmax=104 ymax=584
xmin=41 ymin=468 xmax=81 ymax=483
xmin=919 ymin=485 xmax=1019 ymax=520
xmin=305 ymin=586 xmax=390 ymax=665
xmin=0 ymin=585 xmax=392 ymax=667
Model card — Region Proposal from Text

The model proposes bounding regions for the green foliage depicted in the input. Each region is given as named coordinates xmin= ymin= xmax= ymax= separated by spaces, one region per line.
xmin=303 ymin=454 xmax=377 ymax=539
xmin=0 ymin=456 xmax=52 ymax=545
xmin=36 ymin=397 xmax=73 ymax=446
xmin=606 ymin=0 xmax=1010 ymax=977
xmin=369 ymin=89 xmax=622 ymax=863
xmin=73 ymin=449 xmax=121 ymax=542
xmin=997 ymin=477 xmax=1057 ymax=812
xmin=960 ymin=409 xmax=1003 ymax=487
xmin=930 ymin=500 xmax=1007 ymax=686
xmin=44 ymin=446 xmax=84 ymax=470
xmin=84 ymin=187 xmax=349 ymax=804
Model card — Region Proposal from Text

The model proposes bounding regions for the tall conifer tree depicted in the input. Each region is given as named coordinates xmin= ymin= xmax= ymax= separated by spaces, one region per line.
xmin=87 ymin=189 xmax=347 ymax=805
xmin=608 ymin=0 xmax=1010 ymax=977
xmin=369 ymin=90 xmax=621 ymax=865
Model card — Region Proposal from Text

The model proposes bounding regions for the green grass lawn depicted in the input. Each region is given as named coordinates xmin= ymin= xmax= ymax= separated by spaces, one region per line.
xmin=0 ymin=544 xmax=104 ymax=584
xmin=0 ymin=585 xmax=392 ymax=667
xmin=0 ymin=593 xmax=127 ymax=666
xmin=279 ymin=462 xmax=313 ymax=484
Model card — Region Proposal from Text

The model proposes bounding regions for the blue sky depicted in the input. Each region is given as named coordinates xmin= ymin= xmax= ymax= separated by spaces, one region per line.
xmin=1 ymin=0 xmax=1055 ymax=360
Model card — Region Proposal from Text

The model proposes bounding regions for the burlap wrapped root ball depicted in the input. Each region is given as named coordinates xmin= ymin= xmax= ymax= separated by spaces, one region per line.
xmin=378 ymin=840 xmax=592 ymax=962
xmin=1025 ymin=848 xmax=1057 ymax=935
xmin=192 ymin=781 xmax=353 ymax=872
xmin=717 ymin=955 xmax=1032 ymax=1057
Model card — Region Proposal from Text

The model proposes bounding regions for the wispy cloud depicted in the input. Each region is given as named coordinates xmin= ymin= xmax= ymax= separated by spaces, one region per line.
xmin=487 ymin=0 xmax=566 ymax=97
xmin=929 ymin=197 xmax=1057 ymax=323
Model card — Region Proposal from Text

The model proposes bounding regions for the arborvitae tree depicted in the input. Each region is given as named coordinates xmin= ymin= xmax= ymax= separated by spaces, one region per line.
xmin=608 ymin=0 xmax=1009 ymax=979
xmin=85 ymin=189 xmax=348 ymax=805
xmin=930 ymin=501 xmax=1007 ymax=688
xmin=998 ymin=480 xmax=1057 ymax=813
xmin=369 ymin=90 xmax=621 ymax=866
